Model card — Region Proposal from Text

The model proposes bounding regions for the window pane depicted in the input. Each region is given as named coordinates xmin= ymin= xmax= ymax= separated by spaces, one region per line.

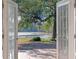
xmin=58 ymin=4 xmax=69 ymax=59
xmin=8 ymin=5 xmax=15 ymax=59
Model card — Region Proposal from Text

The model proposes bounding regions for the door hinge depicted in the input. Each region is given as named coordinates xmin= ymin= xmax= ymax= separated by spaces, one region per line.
xmin=2 ymin=2 xmax=4 ymax=8
xmin=74 ymin=0 xmax=76 ymax=8
xmin=74 ymin=34 xmax=76 ymax=39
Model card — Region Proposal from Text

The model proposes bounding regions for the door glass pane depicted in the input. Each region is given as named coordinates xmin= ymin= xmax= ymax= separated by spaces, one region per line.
xmin=8 ymin=4 xmax=15 ymax=59
xmin=58 ymin=4 xmax=68 ymax=59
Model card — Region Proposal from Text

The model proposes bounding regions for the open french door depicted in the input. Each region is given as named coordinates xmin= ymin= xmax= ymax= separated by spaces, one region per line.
xmin=56 ymin=0 xmax=75 ymax=59
xmin=3 ymin=0 xmax=18 ymax=59
xmin=57 ymin=1 xmax=69 ymax=59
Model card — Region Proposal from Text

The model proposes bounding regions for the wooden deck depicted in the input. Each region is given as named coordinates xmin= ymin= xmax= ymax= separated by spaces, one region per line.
xmin=18 ymin=42 xmax=57 ymax=59
xmin=18 ymin=49 xmax=57 ymax=59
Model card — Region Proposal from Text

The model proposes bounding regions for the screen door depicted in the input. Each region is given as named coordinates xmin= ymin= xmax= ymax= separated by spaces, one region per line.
xmin=8 ymin=1 xmax=18 ymax=59
xmin=56 ymin=1 xmax=69 ymax=59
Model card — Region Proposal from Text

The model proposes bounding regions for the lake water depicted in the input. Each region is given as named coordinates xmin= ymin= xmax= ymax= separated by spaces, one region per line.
xmin=18 ymin=32 xmax=52 ymax=38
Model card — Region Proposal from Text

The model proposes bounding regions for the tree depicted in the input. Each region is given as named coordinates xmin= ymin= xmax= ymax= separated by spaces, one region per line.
xmin=17 ymin=0 xmax=57 ymax=38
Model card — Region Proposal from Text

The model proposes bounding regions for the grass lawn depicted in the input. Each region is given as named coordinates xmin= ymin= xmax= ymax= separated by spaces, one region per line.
xmin=17 ymin=38 xmax=31 ymax=44
xmin=17 ymin=37 xmax=56 ymax=44
xmin=41 ymin=38 xmax=52 ymax=43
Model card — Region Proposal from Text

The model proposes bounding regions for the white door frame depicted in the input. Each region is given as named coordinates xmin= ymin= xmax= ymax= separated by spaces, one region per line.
xmin=57 ymin=1 xmax=69 ymax=8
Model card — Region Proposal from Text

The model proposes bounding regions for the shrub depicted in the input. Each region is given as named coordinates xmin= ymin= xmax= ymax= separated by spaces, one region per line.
xmin=32 ymin=37 xmax=41 ymax=41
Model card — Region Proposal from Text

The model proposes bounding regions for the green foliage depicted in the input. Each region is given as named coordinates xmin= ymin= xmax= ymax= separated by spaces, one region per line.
xmin=40 ymin=17 xmax=54 ymax=32
xmin=18 ymin=0 xmax=57 ymax=31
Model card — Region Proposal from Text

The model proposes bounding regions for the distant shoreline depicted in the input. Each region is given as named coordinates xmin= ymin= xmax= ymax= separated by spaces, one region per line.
xmin=18 ymin=32 xmax=52 ymax=38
